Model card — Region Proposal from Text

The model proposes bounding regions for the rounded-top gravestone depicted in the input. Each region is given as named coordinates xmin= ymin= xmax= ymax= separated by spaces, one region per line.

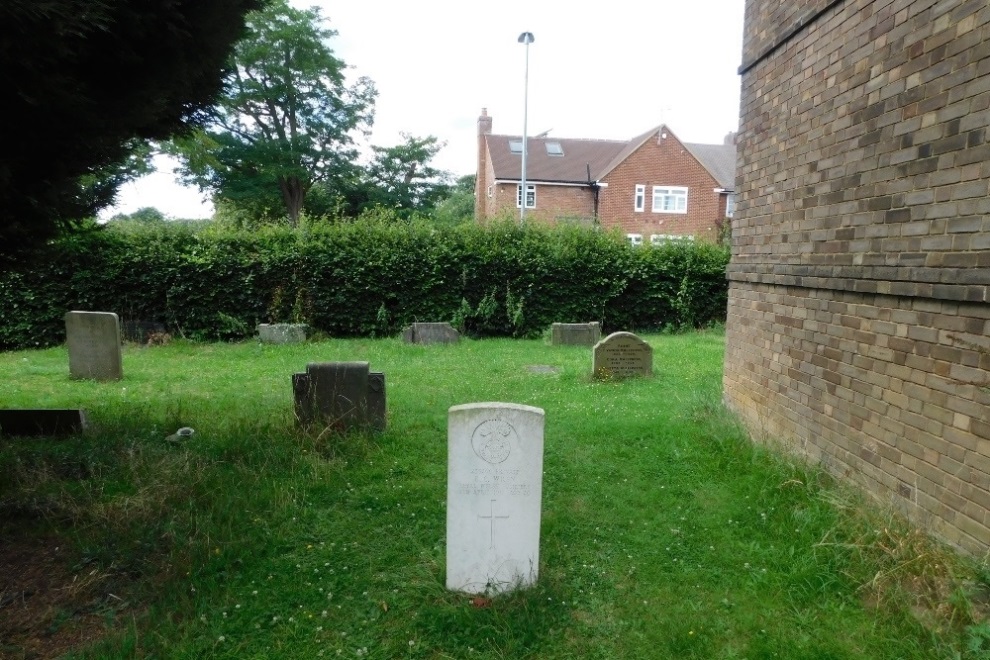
xmin=592 ymin=331 xmax=653 ymax=380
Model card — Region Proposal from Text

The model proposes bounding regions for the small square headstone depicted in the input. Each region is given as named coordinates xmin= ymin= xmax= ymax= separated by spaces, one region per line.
xmin=65 ymin=311 xmax=123 ymax=381
xmin=550 ymin=322 xmax=601 ymax=346
xmin=401 ymin=322 xmax=460 ymax=345
xmin=446 ymin=402 xmax=545 ymax=594
xmin=258 ymin=323 xmax=308 ymax=344
xmin=592 ymin=332 xmax=653 ymax=379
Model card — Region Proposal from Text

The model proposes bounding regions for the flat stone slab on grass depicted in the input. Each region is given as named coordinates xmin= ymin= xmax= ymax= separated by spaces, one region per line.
xmin=446 ymin=402 xmax=545 ymax=595
xmin=0 ymin=409 xmax=88 ymax=436
xmin=550 ymin=322 xmax=601 ymax=346
xmin=525 ymin=365 xmax=560 ymax=374
xmin=592 ymin=331 xmax=653 ymax=380
xmin=258 ymin=323 xmax=308 ymax=344
xmin=401 ymin=322 xmax=460 ymax=345
xmin=65 ymin=311 xmax=123 ymax=381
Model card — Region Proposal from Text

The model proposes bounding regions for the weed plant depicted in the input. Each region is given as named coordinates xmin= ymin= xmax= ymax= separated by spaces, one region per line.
xmin=0 ymin=331 xmax=987 ymax=658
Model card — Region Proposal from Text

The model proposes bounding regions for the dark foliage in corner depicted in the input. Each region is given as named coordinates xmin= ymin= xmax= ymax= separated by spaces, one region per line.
xmin=0 ymin=0 xmax=262 ymax=256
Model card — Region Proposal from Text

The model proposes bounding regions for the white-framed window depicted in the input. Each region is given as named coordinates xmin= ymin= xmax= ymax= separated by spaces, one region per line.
xmin=516 ymin=184 xmax=535 ymax=209
xmin=545 ymin=141 xmax=564 ymax=156
xmin=626 ymin=233 xmax=643 ymax=246
xmin=725 ymin=193 xmax=736 ymax=217
xmin=634 ymin=184 xmax=645 ymax=212
xmin=509 ymin=140 xmax=523 ymax=154
xmin=652 ymin=186 xmax=688 ymax=213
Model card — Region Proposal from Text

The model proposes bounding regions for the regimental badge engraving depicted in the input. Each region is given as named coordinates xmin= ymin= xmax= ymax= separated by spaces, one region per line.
xmin=471 ymin=418 xmax=516 ymax=464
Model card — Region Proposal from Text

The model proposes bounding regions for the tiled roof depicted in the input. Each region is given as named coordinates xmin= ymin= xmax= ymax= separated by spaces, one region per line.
xmin=487 ymin=126 xmax=737 ymax=190
xmin=487 ymin=134 xmax=627 ymax=183
xmin=683 ymin=142 xmax=737 ymax=190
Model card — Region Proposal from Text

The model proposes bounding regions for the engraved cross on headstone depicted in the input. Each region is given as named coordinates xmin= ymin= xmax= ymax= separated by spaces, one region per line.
xmin=478 ymin=499 xmax=510 ymax=549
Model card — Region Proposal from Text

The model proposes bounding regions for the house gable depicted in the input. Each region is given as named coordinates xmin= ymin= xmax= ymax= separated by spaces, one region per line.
xmin=599 ymin=127 xmax=727 ymax=240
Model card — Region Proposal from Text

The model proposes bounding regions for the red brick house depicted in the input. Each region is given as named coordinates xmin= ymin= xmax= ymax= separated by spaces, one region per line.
xmin=474 ymin=108 xmax=737 ymax=242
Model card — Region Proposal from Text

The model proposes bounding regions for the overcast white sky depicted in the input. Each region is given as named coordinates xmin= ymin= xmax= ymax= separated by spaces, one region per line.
xmin=102 ymin=0 xmax=745 ymax=220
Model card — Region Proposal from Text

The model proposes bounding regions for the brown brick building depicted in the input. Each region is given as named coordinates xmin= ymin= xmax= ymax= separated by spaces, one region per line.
xmin=475 ymin=109 xmax=736 ymax=242
xmin=724 ymin=0 xmax=990 ymax=552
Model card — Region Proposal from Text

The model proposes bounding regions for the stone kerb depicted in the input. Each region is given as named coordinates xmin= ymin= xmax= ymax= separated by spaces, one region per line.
xmin=65 ymin=311 xmax=123 ymax=381
xmin=401 ymin=322 xmax=460 ymax=345
xmin=592 ymin=332 xmax=653 ymax=380
xmin=446 ymin=402 xmax=545 ymax=595
xmin=550 ymin=322 xmax=602 ymax=346
xmin=258 ymin=323 xmax=308 ymax=344
xmin=292 ymin=361 xmax=386 ymax=432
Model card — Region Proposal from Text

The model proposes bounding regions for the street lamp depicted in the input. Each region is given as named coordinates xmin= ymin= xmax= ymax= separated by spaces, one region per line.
xmin=518 ymin=31 xmax=534 ymax=222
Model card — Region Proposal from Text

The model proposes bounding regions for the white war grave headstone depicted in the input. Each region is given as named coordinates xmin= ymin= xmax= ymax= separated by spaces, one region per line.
xmin=446 ymin=402 xmax=545 ymax=595
xmin=65 ymin=311 xmax=123 ymax=381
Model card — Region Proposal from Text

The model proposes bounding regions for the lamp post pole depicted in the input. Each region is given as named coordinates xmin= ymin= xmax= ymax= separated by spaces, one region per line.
xmin=518 ymin=31 xmax=534 ymax=223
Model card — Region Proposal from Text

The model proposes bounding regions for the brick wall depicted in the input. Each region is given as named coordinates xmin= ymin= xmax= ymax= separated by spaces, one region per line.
xmin=600 ymin=129 xmax=725 ymax=240
xmin=725 ymin=0 xmax=990 ymax=553
xmin=487 ymin=183 xmax=595 ymax=223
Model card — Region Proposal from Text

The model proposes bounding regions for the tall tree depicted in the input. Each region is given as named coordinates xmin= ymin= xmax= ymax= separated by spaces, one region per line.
xmin=169 ymin=1 xmax=377 ymax=225
xmin=0 ymin=0 xmax=262 ymax=256
xmin=363 ymin=134 xmax=452 ymax=218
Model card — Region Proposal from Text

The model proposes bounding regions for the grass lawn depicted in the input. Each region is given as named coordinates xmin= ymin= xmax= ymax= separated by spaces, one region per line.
xmin=1 ymin=331 xmax=988 ymax=658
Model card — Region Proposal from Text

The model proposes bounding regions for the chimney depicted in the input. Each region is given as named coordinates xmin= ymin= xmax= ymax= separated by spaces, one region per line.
xmin=724 ymin=131 xmax=737 ymax=145
xmin=478 ymin=107 xmax=493 ymax=137
xmin=475 ymin=108 xmax=493 ymax=221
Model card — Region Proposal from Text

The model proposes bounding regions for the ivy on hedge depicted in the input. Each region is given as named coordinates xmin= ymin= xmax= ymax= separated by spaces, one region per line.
xmin=0 ymin=219 xmax=730 ymax=350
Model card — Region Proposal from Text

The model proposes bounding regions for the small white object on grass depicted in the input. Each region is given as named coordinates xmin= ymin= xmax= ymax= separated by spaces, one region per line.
xmin=165 ymin=427 xmax=196 ymax=444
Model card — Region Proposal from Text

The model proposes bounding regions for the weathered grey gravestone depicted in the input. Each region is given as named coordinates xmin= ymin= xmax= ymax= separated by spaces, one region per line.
xmin=401 ymin=322 xmax=460 ymax=345
xmin=446 ymin=402 xmax=545 ymax=594
xmin=292 ymin=362 xmax=386 ymax=432
xmin=551 ymin=322 xmax=601 ymax=346
xmin=0 ymin=409 xmax=88 ymax=436
xmin=592 ymin=332 xmax=653 ymax=380
xmin=258 ymin=323 xmax=308 ymax=344
xmin=65 ymin=311 xmax=123 ymax=381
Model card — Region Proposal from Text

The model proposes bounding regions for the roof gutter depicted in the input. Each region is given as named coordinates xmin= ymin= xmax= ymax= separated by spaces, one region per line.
xmin=493 ymin=179 xmax=594 ymax=187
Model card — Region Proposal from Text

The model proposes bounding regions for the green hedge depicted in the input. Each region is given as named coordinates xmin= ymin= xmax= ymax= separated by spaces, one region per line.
xmin=0 ymin=220 xmax=730 ymax=349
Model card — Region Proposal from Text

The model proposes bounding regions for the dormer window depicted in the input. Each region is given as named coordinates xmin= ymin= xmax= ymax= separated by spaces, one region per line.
xmin=545 ymin=141 xmax=563 ymax=156
xmin=509 ymin=140 xmax=523 ymax=154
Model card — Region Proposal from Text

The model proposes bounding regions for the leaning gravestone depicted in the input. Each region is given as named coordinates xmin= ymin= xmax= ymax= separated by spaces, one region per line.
xmin=592 ymin=331 xmax=653 ymax=380
xmin=258 ymin=323 xmax=308 ymax=344
xmin=65 ymin=311 xmax=123 ymax=381
xmin=446 ymin=402 xmax=545 ymax=594
xmin=292 ymin=361 xmax=386 ymax=432
xmin=401 ymin=322 xmax=460 ymax=345
xmin=551 ymin=322 xmax=601 ymax=346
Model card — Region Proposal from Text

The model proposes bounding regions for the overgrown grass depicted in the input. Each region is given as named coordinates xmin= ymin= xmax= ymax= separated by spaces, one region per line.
xmin=1 ymin=331 xmax=988 ymax=658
